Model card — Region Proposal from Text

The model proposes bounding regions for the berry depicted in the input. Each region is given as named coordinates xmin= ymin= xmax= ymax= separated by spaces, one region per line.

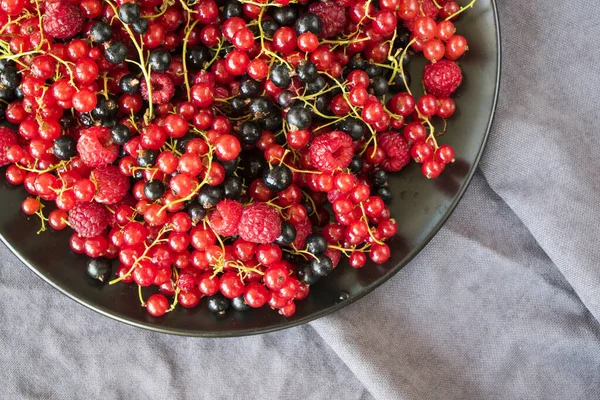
xmin=140 ymin=72 xmax=175 ymax=104
xmin=308 ymin=2 xmax=347 ymax=38
xmin=68 ymin=202 xmax=109 ymax=238
xmin=42 ymin=1 xmax=84 ymax=39
xmin=86 ymin=258 xmax=111 ymax=282
xmin=90 ymin=165 xmax=130 ymax=204
xmin=422 ymin=60 xmax=463 ymax=97
xmin=291 ymin=216 xmax=312 ymax=249
xmin=76 ymin=127 xmax=119 ymax=168
xmin=238 ymin=202 xmax=282 ymax=244
xmin=378 ymin=132 xmax=411 ymax=172
xmin=0 ymin=126 xmax=17 ymax=166
xmin=209 ymin=199 xmax=243 ymax=237
xmin=309 ymin=131 xmax=354 ymax=172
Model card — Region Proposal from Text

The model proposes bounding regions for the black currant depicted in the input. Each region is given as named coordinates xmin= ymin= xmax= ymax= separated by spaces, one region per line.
xmin=186 ymin=203 xmax=207 ymax=224
xmin=366 ymin=63 xmax=383 ymax=78
xmin=315 ymin=95 xmax=330 ymax=114
xmin=238 ymin=149 xmax=267 ymax=180
xmin=270 ymin=63 xmax=291 ymax=88
xmin=105 ymin=42 xmax=128 ymax=64
xmin=119 ymin=74 xmax=140 ymax=94
xmin=275 ymin=221 xmax=297 ymax=246
xmin=239 ymin=121 xmax=262 ymax=145
xmin=260 ymin=112 xmax=282 ymax=132
xmin=86 ymin=258 xmax=112 ymax=283
xmin=131 ymin=18 xmax=149 ymax=34
xmin=296 ymin=61 xmax=317 ymax=83
xmin=310 ymin=254 xmax=333 ymax=277
xmin=137 ymin=149 xmax=158 ymax=167
xmin=198 ymin=185 xmax=224 ymax=209
xmin=295 ymin=13 xmax=322 ymax=35
xmin=261 ymin=19 xmax=279 ymax=36
xmin=144 ymin=180 xmax=165 ymax=201
xmin=271 ymin=5 xmax=297 ymax=26
xmin=297 ymin=263 xmax=320 ymax=285
xmin=231 ymin=295 xmax=250 ymax=311
xmin=277 ymin=90 xmax=295 ymax=108
xmin=305 ymin=76 xmax=326 ymax=95
xmin=249 ymin=96 xmax=273 ymax=118
xmin=91 ymin=95 xmax=118 ymax=121
xmin=223 ymin=176 xmax=243 ymax=200
xmin=0 ymin=67 xmax=20 ymax=90
xmin=369 ymin=76 xmax=389 ymax=97
xmin=59 ymin=115 xmax=74 ymax=129
xmin=90 ymin=21 xmax=112 ymax=43
xmin=148 ymin=50 xmax=172 ymax=72
xmin=207 ymin=293 xmax=230 ymax=314
xmin=375 ymin=186 xmax=392 ymax=205
xmin=118 ymin=2 xmax=141 ymax=24
xmin=305 ymin=234 xmax=327 ymax=255
xmin=339 ymin=118 xmax=366 ymax=141
xmin=370 ymin=169 xmax=388 ymax=186
xmin=110 ymin=124 xmax=132 ymax=145
xmin=286 ymin=105 xmax=312 ymax=130
xmin=52 ymin=136 xmax=77 ymax=160
xmin=263 ymin=164 xmax=293 ymax=192
xmin=186 ymin=46 xmax=209 ymax=70
xmin=223 ymin=0 xmax=243 ymax=19
xmin=348 ymin=155 xmax=364 ymax=173
xmin=220 ymin=158 xmax=239 ymax=176
xmin=239 ymin=77 xmax=261 ymax=98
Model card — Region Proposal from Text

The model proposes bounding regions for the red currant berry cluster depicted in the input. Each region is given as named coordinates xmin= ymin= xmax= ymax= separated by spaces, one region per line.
xmin=0 ymin=0 xmax=474 ymax=318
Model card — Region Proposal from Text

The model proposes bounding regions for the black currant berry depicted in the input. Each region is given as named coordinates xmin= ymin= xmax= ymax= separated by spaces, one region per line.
xmin=118 ymin=2 xmax=141 ymax=24
xmin=239 ymin=121 xmax=262 ymax=145
xmin=239 ymin=77 xmax=261 ymax=98
xmin=305 ymin=76 xmax=326 ymax=95
xmin=186 ymin=203 xmax=207 ymax=224
xmin=277 ymin=90 xmax=295 ymax=108
xmin=223 ymin=0 xmax=243 ymax=19
xmin=223 ymin=176 xmax=243 ymax=199
xmin=249 ymin=97 xmax=273 ymax=118
xmin=137 ymin=149 xmax=158 ymax=167
xmin=305 ymin=234 xmax=327 ymax=255
xmin=207 ymin=293 xmax=230 ymax=314
xmin=339 ymin=118 xmax=366 ymax=141
xmin=220 ymin=158 xmax=239 ymax=176
xmin=366 ymin=64 xmax=383 ymax=78
xmin=52 ymin=136 xmax=77 ymax=160
xmin=348 ymin=155 xmax=364 ymax=173
xmin=119 ymin=74 xmax=140 ymax=94
xmin=388 ymin=71 xmax=411 ymax=93
xmin=275 ymin=221 xmax=297 ymax=246
xmin=144 ymin=180 xmax=165 ymax=201
xmin=297 ymin=263 xmax=320 ymax=285
xmin=375 ymin=186 xmax=392 ymax=205
xmin=90 ymin=21 xmax=112 ymax=43
xmin=263 ymin=164 xmax=293 ymax=192
xmin=0 ymin=67 xmax=20 ymax=90
xmin=92 ymin=95 xmax=118 ymax=121
xmin=59 ymin=116 xmax=74 ymax=129
xmin=286 ymin=105 xmax=312 ymax=130
xmin=238 ymin=150 xmax=267 ymax=180
xmin=295 ymin=13 xmax=322 ymax=35
xmin=231 ymin=295 xmax=250 ymax=311
xmin=296 ymin=61 xmax=317 ymax=83
xmin=310 ymin=254 xmax=333 ymax=277
xmin=270 ymin=63 xmax=291 ymax=88
xmin=261 ymin=19 xmax=279 ymax=36
xmin=370 ymin=169 xmax=388 ymax=186
xmin=198 ymin=185 xmax=224 ymax=209
xmin=260 ymin=112 xmax=282 ymax=131
xmin=105 ymin=42 xmax=128 ymax=64
xmin=148 ymin=50 xmax=172 ymax=72
xmin=110 ymin=124 xmax=132 ymax=145
xmin=86 ymin=258 xmax=112 ymax=283
xmin=315 ymin=95 xmax=330 ymax=114
xmin=347 ymin=56 xmax=367 ymax=71
xmin=132 ymin=18 xmax=149 ymax=34
xmin=271 ymin=5 xmax=297 ymax=26
xmin=369 ymin=76 xmax=389 ymax=97
xmin=186 ymin=46 xmax=209 ymax=70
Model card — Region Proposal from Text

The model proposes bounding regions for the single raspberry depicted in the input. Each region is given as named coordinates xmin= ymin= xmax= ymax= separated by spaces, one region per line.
xmin=209 ymin=199 xmax=243 ymax=237
xmin=404 ymin=0 xmax=440 ymax=30
xmin=238 ymin=202 xmax=282 ymax=244
xmin=309 ymin=131 xmax=353 ymax=172
xmin=378 ymin=132 xmax=410 ymax=172
xmin=325 ymin=248 xmax=341 ymax=268
xmin=90 ymin=165 xmax=130 ymax=205
xmin=292 ymin=217 xmax=312 ymax=249
xmin=423 ymin=60 xmax=463 ymax=97
xmin=76 ymin=127 xmax=119 ymax=168
xmin=141 ymin=72 xmax=175 ymax=104
xmin=0 ymin=126 xmax=17 ymax=166
xmin=68 ymin=202 xmax=109 ymax=238
xmin=177 ymin=273 xmax=197 ymax=291
xmin=308 ymin=2 xmax=347 ymax=38
xmin=42 ymin=1 xmax=84 ymax=39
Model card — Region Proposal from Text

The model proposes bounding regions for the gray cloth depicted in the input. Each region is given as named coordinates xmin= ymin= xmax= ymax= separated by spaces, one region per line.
xmin=2 ymin=0 xmax=600 ymax=399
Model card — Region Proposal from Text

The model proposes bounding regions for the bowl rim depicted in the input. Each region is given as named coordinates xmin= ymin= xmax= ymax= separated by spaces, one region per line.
xmin=0 ymin=1 xmax=502 ymax=337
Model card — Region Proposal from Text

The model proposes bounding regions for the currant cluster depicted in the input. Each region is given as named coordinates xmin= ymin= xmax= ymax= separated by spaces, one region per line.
xmin=0 ymin=0 xmax=473 ymax=318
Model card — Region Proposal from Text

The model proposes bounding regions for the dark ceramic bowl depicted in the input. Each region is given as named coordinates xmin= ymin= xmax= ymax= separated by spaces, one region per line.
xmin=0 ymin=1 xmax=500 ymax=337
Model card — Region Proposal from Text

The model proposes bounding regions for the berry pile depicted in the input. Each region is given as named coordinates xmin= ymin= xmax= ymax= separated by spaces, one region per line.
xmin=0 ymin=0 xmax=474 ymax=318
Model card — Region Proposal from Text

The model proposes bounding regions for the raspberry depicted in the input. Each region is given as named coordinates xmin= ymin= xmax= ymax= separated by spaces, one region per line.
xmin=76 ymin=127 xmax=119 ymax=168
xmin=42 ymin=1 xmax=84 ymax=39
xmin=325 ymin=248 xmax=341 ymax=268
xmin=423 ymin=60 xmax=463 ymax=97
xmin=404 ymin=0 xmax=440 ymax=30
xmin=309 ymin=131 xmax=354 ymax=172
xmin=90 ymin=165 xmax=130 ymax=205
xmin=141 ymin=72 xmax=175 ymax=104
xmin=378 ymin=132 xmax=410 ymax=172
xmin=238 ymin=202 xmax=282 ymax=244
xmin=0 ymin=126 xmax=17 ymax=166
xmin=177 ymin=273 xmax=197 ymax=291
xmin=68 ymin=202 xmax=109 ymax=238
xmin=308 ymin=2 xmax=347 ymax=38
xmin=292 ymin=217 xmax=312 ymax=249
xmin=209 ymin=199 xmax=243 ymax=237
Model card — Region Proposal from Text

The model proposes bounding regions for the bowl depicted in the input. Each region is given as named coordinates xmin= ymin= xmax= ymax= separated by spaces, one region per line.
xmin=0 ymin=0 xmax=500 ymax=337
